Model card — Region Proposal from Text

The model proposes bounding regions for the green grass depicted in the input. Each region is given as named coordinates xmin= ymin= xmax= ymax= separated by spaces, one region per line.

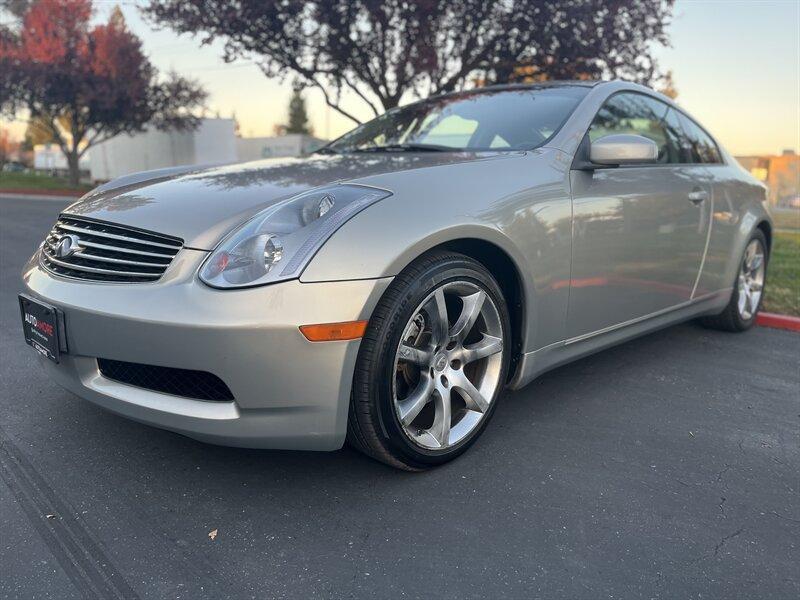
xmin=0 ymin=171 xmax=92 ymax=193
xmin=763 ymin=231 xmax=800 ymax=316
xmin=771 ymin=208 xmax=800 ymax=231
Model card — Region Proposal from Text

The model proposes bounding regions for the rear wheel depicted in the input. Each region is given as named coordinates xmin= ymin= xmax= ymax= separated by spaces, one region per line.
xmin=347 ymin=251 xmax=510 ymax=470
xmin=701 ymin=229 xmax=768 ymax=332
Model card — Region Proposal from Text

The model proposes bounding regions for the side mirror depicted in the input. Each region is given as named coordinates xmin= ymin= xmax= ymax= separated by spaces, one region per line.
xmin=589 ymin=134 xmax=659 ymax=166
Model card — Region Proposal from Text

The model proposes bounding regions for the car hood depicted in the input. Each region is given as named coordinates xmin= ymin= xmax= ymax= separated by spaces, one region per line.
xmin=64 ymin=152 xmax=509 ymax=250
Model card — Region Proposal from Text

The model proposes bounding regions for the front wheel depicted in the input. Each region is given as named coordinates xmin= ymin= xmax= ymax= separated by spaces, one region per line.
xmin=701 ymin=229 xmax=768 ymax=332
xmin=347 ymin=251 xmax=511 ymax=470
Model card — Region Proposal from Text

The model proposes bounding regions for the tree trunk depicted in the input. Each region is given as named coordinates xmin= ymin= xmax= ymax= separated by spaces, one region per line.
xmin=381 ymin=95 xmax=400 ymax=110
xmin=66 ymin=150 xmax=81 ymax=188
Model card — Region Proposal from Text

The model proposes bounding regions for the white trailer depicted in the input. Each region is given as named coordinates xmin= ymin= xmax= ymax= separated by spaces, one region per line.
xmin=89 ymin=119 xmax=237 ymax=182
xmin=235 ymin=134 xmax=327 ymax=162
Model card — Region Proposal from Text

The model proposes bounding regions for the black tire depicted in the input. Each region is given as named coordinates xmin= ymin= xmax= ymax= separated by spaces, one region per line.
xmin=700 ymin=228 xmax=769 ymax=332
xmin=347 ymin=250 xmax=511 ymax=470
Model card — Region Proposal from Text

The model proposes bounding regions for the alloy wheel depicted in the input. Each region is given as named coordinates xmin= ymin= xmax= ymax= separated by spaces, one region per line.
xmin=392 ymin=281 xmax=504 ymax=450
xmin=737 ymin=239 xmax=766 ymax=321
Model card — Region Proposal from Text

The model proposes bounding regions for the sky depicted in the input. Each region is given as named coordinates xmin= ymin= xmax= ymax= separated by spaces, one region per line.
xmin=5 ymin=0 xmax=799 ymax=156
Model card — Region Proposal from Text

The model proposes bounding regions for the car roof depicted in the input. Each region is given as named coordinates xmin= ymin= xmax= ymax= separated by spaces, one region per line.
xmin=480 ymin=80 xmax=605 ymax=91
xmin=410 ymin=79 xmax=607 ymax=108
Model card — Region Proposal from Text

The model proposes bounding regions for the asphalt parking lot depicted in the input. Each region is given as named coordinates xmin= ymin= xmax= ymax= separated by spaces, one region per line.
xmin=1 ymin=195 xmax=798 ymax=599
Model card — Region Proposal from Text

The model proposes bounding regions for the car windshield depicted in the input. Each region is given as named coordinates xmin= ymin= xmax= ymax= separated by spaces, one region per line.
xmin=324 ymin=86 xmax=589 ymax=153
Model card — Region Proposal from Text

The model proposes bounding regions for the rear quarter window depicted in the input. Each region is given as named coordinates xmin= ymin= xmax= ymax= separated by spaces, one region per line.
xmin=676 ymin=112 xmax=723 ymax=164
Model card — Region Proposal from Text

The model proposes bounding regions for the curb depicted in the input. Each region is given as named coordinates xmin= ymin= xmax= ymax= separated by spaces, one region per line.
xmin=757 ymin=312 xmax=800 ymax=332
xmin=0 ymin=188 xmax=86 ymax=198
xmin=0 ymin=193 xmax=78 ymax=203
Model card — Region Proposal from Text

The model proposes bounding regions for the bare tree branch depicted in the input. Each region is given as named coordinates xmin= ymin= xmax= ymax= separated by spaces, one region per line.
xmin=142 ymin=0 xmax=675 ymax=117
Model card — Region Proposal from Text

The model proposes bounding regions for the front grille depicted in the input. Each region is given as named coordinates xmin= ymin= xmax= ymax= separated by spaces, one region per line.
xmin=97 ymin=358 xmax=234 ymax=401
xmin=41 ymin=215 xmax=183 ymax=283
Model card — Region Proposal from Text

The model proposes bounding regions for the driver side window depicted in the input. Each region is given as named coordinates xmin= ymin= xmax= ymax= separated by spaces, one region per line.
xmin=589 ymin=93 xmax=682 ymax=164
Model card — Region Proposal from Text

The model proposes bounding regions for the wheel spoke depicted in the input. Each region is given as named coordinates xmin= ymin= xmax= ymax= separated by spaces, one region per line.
xmin=425 ymin=288 xmax=449 ymax=345
xmin=751 ymin=289 xmax=762 ymax=310
xmin=451 ymin=370 xmax=489 ymax=413
xmin=397 ymin=342 xmax=432 ymax=366
xmin=749 ymin=253 xmax=764 ymax=273
xmin=428 ymin=388 xmax=452 ymax=447
xmin=450 ymin=291 xmax=485 ymax=342
xmin=397 ymin=374 xmax=434 ymax=426
xmin=737 ymin=274 xmax=747 ymax=314
xmin=745 ymin=287 xmax=755 ymax=315
xmin=744 ymin=243 xmax=756 ymax=269
xmin=458 ymin=334 xmax=503 ymax=365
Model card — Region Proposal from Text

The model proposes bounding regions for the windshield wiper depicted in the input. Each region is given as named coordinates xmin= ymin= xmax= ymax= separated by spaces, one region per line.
xmin=348 ymin=143 xmax=453 ymax=153
xmin=314 ymin=146 xmax=341 ymax=155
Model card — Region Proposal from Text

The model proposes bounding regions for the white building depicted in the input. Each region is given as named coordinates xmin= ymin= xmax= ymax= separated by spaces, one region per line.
xmin=236 ymin=134 xmax=327 ymax=162
xmin=30 ymin=120 xmax=330 ymax=182
xmin=89 ymin=118 xmax=238 ymax=181
xmin=33 ymin=144 xmax=90 ymax=171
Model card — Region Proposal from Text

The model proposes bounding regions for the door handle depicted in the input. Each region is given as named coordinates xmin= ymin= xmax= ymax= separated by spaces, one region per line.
xmin=688 ymin=189 xmax=708 ymax=205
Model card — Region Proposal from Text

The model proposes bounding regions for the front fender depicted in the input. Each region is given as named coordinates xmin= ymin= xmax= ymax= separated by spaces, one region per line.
xmin=303 ymin=219 xmax=531 ymax=284
xmin=301 ymin=150 xmax=574 ymax=353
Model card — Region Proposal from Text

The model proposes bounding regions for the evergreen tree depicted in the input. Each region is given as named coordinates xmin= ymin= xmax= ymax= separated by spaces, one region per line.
xmin=283 ymin=90 xmax=312 ymax=135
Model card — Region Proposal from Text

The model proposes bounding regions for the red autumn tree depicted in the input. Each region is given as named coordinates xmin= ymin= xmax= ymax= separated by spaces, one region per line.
xmin=0 ymin=127 xmax=20 ymax=166
xmin=0 ymin=1 xmax=206 ymax=186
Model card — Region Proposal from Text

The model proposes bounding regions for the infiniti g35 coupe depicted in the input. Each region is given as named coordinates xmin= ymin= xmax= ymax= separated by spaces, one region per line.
xmin=20 ymin=80 xmax=771 ymax=470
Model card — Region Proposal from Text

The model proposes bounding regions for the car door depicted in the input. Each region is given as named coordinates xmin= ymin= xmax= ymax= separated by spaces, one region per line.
xmin=566 ymin=92 xmax=712 ymax=339
xmin=673 ymin=111 xmax=737 ymax=297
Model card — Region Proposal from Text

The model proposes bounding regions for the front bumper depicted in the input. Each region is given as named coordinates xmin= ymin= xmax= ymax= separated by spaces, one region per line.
xmin=22 ymin=249 xmax=392 ymax=450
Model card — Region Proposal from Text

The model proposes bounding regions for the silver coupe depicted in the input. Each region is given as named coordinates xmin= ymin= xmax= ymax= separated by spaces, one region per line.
xmin=21 ymin=80 xmax=771 ymax=469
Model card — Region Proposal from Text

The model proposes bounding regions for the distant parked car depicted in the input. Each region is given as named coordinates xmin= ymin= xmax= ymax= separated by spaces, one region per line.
xmin=2 ymin=161 xmax=26 ymax=172
xmin=20 ymin=80 xmax=772 ymax=470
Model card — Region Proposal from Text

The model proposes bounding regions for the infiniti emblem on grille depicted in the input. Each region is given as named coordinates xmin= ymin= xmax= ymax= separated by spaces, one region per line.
xmin=55 ymin=234 xmax=81 ymax=258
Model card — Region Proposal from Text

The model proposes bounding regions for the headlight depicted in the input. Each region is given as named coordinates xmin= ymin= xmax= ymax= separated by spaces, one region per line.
xmin=199 ymin=184 xmax=392 ymax=288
